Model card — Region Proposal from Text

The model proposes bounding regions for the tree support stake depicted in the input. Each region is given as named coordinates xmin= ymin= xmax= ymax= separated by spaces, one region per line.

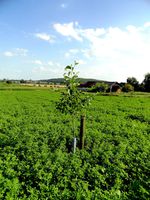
xmin=79 ymin=115 xmax=85 ymax=149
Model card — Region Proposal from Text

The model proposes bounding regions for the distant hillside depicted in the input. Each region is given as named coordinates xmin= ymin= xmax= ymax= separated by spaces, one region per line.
xmin=0 ymin=78 xmax=118 ymax=85
xmin=40 ymin=78 xmax=64 ymax=84
xmin=39 ymin=78 xmax=111 ymax=84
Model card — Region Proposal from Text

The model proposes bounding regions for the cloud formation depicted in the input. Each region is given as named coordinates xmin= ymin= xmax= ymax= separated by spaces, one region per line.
xmin=32 ymin=60 xmax=63 ymax=77
xmin=54 ymin=21 xmax=150 ymax=82
xmin=65 ymin=48 xmax=79 ymax=58
xmin=35 ymin=33 xmax=55 ymax=43
xmin=3 ymin=51 xmax=14 ymax=57
xmin=32 ymin=60 xmax=43 ymax=65
xmin=3 ymin=48 xmax=28 ymax=57
xmin=53 ymin=22 xmax=82 ymax=41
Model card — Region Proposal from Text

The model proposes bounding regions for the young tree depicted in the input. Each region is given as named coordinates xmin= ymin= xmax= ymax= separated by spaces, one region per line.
xmin=56 ymin=61 xmax=91 ymax=152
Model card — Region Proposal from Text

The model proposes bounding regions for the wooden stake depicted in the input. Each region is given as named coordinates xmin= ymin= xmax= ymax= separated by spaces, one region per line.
xmin=79 ymin=115 xmax=85 ymax=149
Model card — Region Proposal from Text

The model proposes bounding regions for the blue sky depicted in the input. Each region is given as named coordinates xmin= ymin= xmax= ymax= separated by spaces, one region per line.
xmin=0 ymin=0 xmax=150 ymax=82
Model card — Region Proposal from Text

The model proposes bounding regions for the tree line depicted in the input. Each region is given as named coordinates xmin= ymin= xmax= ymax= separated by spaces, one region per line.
xmin=125 ymin=73 xmax=150 ymax=92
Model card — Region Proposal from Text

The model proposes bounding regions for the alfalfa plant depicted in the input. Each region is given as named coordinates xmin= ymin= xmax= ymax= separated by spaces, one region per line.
xmin=56 ymin=61 xmax=91 ymax=152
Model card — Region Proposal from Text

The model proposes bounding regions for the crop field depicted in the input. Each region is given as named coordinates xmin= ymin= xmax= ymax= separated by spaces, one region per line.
xmin=0 ymin=89 xmax=150 ymax=199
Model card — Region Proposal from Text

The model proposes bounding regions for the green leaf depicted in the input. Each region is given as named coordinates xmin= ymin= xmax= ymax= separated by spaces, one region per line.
xmin=74 ymin=61 xmax=79 ymax=65
xmin=65 ymin=65 xmax=72 ymax=70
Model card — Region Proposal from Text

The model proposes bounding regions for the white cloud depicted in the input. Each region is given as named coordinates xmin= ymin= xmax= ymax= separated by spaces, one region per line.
xmin=3 ymin=51 xmax=14 ymax=57
xmin=32 ymin=60 xmax=63 ymax=77
xmin=60 ymin=3 xmax=67 ymax=8
xmin=65 ymin=52 xmax=70 ymax=58
xmin=65 ymin=48 xmax=79 ymax=58
xmin=3 ymin=48 xmax=28 ymax=57
xmin=144 ymin=22 xmax=150 ymax=28
xmin=54 ymin=21 xmax=150 ymax=82
xmin=15 ymin=48 xmax=28 ymax=56
xmin=48 ymin=61 xmax=53 ymax=66
xmin=32 ymin=60 xmax=43 ymax=65
xmin=77 ymin=59 xmax=86 ymax=65
xmin=35 ymin=33 xmax=55 ymax=43
xmin=34 ymin=66 xmax=48 ymax=73
xmin=32 ymin=60 xmax=55 ymax=67
xmin=69 ymin=49 xmax=79 ymax=54
xmin=53 ymin=22 xmax=82 ymax=41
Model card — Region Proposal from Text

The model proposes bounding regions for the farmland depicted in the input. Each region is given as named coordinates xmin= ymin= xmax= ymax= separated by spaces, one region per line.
xmin=0 ymin=89 xmax=150 ymax=199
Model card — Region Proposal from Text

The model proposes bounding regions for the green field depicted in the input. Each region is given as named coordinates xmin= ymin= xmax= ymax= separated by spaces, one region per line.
xmin=0 ymin=89 xmax=150 ymax=199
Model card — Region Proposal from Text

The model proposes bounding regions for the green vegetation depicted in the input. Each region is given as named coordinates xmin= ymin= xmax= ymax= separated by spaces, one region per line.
xmin=122 ymin=83 xmax=134 ymax=92
xmin=0 ymin=82 xmax=57 ymax=91
xmin=56 ymin=62 xmax=90 ymax=115
xmin=56 ymin=62 xmax=91 ymax=151
xmin=0 ymin=89 xmax=150 ymax=199
xmin=88 ymin=82 xmax=108 ymax=93
xmin=143 ymin=73 xmax=150 ymax=92
xmin=0 ymin=82 xmax=21 ymax=89
xmin=127 ymin=77 xmax=139 ymax=91
xmin=126 ymin=73 xmax=150 ymax=92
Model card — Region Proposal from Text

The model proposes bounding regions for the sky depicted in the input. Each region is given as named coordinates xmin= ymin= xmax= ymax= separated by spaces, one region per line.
xmin=0 ymin=0 xmax=150 ymax=82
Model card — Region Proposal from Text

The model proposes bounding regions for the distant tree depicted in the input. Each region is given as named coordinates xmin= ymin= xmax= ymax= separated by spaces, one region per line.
xmin=143 ymin=73 xmax=150 ymax=92
xmin=20 ymin=79 xmax=26 ymax=83
xmin=6 ymin=80 xmax=12 ymax=84
xmin=122 ymin=83 xmax=134 ymax=92
xmin=138 ymin=83 xmax=144 ymax=92
xmin=127 ymin=77 xmax=139 ymax=91
xmin=2 ymin=78 xmax=6 ymax=82
xmin=91 ymin=82 xmax=109 ymax=92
